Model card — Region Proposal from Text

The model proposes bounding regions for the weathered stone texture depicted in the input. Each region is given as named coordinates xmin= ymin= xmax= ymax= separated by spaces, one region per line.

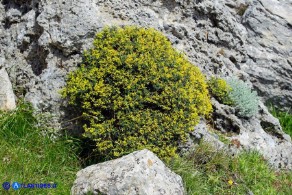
xmin=0 ymin=68 xmax=16 ymax=111
xmin=71 ymin=149 xmax=184 ymax=195
xmin=210 ymin=98 xmax=292 ymax=169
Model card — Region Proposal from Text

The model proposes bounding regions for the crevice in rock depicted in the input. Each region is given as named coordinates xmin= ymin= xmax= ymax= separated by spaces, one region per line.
xmin=229 ymin=56 xmax=237 ymax=64
xmin=18 ymin=34 xmax=33 ymax=53
xmin=260 ymin=121 xmax=283 ymax=139
xmin=210 ymin=14 xmax=219 ymax=28
xmin=194 ymin=0 xmax=204 ymax=4
xmin=3 ymin=18 xmax=14 ymax=29
xmin=22 ymin=24 xmax=49 ymax=76
xmin=234 ymin=62 xmax=241 ymax=70
xmin=2 ymin=0 xmax=40 ymax=29
xmin=246 ymin=54 xmax=256 ymax=63
xmin=161 ymin=0 xmax=179 ymax=12
xmin=27 ymin=44 xmax=49 ymax=76
xmin=212 ymin=113 xmax=241 ymax=134
xmin=2 ymin=0 xmax=32 ymax=14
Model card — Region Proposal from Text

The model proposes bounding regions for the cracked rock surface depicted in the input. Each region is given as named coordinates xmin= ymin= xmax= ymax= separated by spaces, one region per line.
xmin=71 ymin=149 xmax=184 ymax=195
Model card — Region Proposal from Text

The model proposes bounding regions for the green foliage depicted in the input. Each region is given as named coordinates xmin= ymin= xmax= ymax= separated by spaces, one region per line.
xmin=0 ymin=101 xmax=81 ymax=194
xmin=226 ymin=77 xmax=259 ymax=118
xmin=270 ymin=107 xmax=292 ymax=137
xmin=62 ymin=26 xmax=212 ymax=161
xmin=168 ymin=142 xmax=292 ymax=195
xmin=0 ymin=101 xmax=36 ymax=142
xmin=208 ymin=77 xmax=233 ymax=105
xmin=207 ymin=76 xmax=259 ymax=118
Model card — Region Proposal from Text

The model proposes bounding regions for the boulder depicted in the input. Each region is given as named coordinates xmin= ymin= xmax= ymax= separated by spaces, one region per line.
xmin=0 ymin=68 xmax=16 ymax=111
xmin=71 ymin=149 xmax=184 ymax=195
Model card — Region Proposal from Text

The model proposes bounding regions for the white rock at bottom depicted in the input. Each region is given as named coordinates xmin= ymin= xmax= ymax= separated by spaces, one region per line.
xmin=71 ymin=149 xmax=184 ymax=195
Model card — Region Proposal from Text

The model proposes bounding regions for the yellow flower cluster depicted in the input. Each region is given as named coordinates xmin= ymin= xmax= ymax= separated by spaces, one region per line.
xmin=208 ymin=77 xmax=233 ymax=105
xmin=62 ymin=26 xmax=212 ymax=161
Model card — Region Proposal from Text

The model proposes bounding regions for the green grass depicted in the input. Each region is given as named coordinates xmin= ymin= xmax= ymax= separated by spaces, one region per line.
xmin=168 ymin=142 xmax=292 ymax=195
xmin=0 ymin=101 xmax=81 ymax=194
xmin=270 ymin=107 xmax=292 ymax=137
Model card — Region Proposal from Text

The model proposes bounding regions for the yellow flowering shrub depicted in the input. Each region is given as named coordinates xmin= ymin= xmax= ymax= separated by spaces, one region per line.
xmin=208 ymin=77 xmax=233 ymax=105
xmin=62 ymin=26 xmax=212 ymax=161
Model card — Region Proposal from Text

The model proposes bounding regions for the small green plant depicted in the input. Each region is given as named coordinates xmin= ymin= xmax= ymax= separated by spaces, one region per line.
xmin=270 ymin=107 xmax=292 ymax=137
xmin=226 ymin=77 xmax=259 ymax=118
xmin=168 ymin=142 xmax=292 ymax=194
xmin=208 ymin=76 xmax=233 ymax=105
xmin=0 ymin=101 xmax=81 ymax=194
xmin=0 ymin=101 xmax=36 ymax=141
xmin=236 ymin=4 xmax=249 ymax=16
xmin=62 ymin=26 xmax=212 ymax=162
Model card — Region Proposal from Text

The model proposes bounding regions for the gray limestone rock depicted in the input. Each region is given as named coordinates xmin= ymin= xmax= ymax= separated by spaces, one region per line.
xmin=179 ymin=118 xmax=227 ymax=155
xmin=241 ymin=0 xmax=292 ymax=109
xmin=259 ymin=0 xmax=292 ymax=25
xmin=5 ymin=8 xmax=22 ymax=23
xmin=0 ymin=68 xmax=16 ymax=111
xmin=210 ymin=98 xmax=292 ymax=169
xmin=191 ymin=118 xmax=226 ymax=150
xmin=71 ymin=149 xmax=184 ymax=195
xmin=37 ymin=0 xmax=102 ymax=56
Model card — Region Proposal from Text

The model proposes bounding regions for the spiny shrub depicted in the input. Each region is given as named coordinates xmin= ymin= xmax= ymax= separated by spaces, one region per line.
xmin=61 ymin=26 xmax=212 ymax=161
xmin=226 ymin=77 xmax=259 ymax=118
xmin=208 ymin=77 xmax=233 ymax=105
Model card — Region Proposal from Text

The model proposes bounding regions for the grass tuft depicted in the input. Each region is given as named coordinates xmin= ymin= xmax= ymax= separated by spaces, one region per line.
xmin=270 ymin=107 xmax=292 ymax=137
xmin=168 ymin=142 xmax=292 ymax=195
xmin=0 ymin=101 xmax=81 ymax=194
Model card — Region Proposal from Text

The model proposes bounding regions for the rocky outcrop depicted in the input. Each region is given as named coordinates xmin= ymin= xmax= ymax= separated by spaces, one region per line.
xmin=71 ymin=149 xmax=184 ymax=195
xmin=242 ymin=0 xmax=292 ymax=109
xmin=0 ymin=0 xmax=291 ymax=168
xmin=0 ymin=68 xmax=16 ymax=111
xmin=210 ymin=98 xmax=292 ymax=169
xmin=179 ymin=97 xmax=292 ymax=170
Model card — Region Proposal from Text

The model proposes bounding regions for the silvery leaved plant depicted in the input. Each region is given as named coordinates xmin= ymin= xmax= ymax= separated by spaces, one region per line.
xmin=226 ymin=77 xmax=259 ymax=118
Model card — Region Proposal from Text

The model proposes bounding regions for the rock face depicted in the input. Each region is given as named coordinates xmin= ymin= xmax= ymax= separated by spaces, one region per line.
xmin=180 ymin=98 xmax=292 ymax=170
xmin=242 ymin=0 xmax=292 ymax=109
xmin=0 ymin=68 xmax=16 ymax=111
xmin=210 ymin=98 xmax=292 ymax=169
xmin=0 ymin=0 xmax=291 ymax=168
xmin=71 ymin=149 xmax=184 ymax=195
